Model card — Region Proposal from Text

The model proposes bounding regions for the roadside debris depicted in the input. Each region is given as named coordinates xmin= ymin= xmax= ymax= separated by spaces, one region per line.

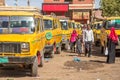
xmin=64 ymin=60 xmax=104 ymax=70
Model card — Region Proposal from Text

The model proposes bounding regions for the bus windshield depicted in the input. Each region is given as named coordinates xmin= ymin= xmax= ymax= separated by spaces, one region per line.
xmin=43 ymin=20 xmax=52 ymax=30
xmin=106 ymin=19 xmax=120 ymax=29
xmin=60 ymin=21 xmax=68 ymax=30
xmin=96 ymin=23 xmax=102 ymax=30
xmin=0 ymin=16 xmax=35 ymax=34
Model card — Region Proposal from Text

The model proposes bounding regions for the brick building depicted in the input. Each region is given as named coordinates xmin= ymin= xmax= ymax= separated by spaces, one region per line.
xmin=42 ymin=0 xmax=95 ymax=24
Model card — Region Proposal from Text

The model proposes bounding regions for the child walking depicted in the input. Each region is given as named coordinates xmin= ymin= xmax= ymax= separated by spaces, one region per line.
xmin=76 ymin=34 xmax=83 ymax=56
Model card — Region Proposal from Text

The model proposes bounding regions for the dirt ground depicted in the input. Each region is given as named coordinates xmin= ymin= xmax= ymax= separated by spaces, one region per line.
xmin=0 ymin=47 xmax=120 ymax=80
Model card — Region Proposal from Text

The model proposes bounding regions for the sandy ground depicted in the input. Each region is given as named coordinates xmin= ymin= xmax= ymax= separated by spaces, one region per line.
xmin=0 ymin=47 xmax=120 ymax=80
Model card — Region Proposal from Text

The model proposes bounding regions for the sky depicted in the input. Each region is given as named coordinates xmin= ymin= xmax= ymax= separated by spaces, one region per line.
xmin=5 ymin=0 xmax=43 ymax=9
xmin=95 ymin=0 xmax=101 ymax=9
xmin=5 ymin=0 xmax=100 ymax=9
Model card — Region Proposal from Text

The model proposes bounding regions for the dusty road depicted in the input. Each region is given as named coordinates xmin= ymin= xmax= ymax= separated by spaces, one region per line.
xmin=0 ymin=47 xmax=120 ymax=80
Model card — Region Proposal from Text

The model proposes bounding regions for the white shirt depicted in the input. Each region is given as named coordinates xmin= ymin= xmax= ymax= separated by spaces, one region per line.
xmin=82 ymin=29 xmax=86 ymax=42
xmin=84 ymin=29 xmax=94 ymax=42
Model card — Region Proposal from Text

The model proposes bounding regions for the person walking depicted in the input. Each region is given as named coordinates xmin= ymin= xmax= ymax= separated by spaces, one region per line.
xmin=81 ymin=24 xmax=87 ymax=53
xmin=76 ymin=34 xmax=83 ymax=56
xmin=70 ymin=30 xmax=78 ymax=52
xmin=100 ymin=27 xmax=108 ymax=54
xmin=84 ymin=25 xmax=94 ymax=57
xmin=82 ymin=24 xmax=87 ymax=43
xmin=107 ymin=27 xmax=118 ymax=64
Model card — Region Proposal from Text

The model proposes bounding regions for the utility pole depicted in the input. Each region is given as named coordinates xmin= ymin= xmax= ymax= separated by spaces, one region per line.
xmin=14 ymin=0 xmax=18 ymax=6
xmin=27 ymin=0 xmax=30 ymax=6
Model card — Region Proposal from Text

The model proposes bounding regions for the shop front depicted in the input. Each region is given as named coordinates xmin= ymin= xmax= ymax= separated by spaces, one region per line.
xmin=72 ymin=10 xmax=90 ymax=24
xmin=42 ymin=3 xmax=69 ymax=16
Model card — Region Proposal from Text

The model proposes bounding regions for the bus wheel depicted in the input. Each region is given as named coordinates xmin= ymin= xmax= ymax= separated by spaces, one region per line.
xmin=56 ymin=45 xmax=61 ymax=54
xmin=31 ymin=57 xmax=38 ymax=77
xmin=51 ymin=50 xmax=55 ymax=58
xmin=65 ymin=41 xmax=70 ymax=51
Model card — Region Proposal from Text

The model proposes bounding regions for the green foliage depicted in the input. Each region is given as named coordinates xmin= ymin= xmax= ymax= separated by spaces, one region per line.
xmin=101 ymin=0 xmax=120 ymax=17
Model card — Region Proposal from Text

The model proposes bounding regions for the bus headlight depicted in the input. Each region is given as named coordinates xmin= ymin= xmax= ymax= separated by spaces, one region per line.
xmin=21 ymin=42 xmax=29 ymax=52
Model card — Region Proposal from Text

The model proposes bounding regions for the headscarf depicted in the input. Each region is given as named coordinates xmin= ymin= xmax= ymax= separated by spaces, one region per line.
xmin=72 ymin=30 xmax=77 ymax=34
xmin=108 ymin=27 xmax=118 ymax=43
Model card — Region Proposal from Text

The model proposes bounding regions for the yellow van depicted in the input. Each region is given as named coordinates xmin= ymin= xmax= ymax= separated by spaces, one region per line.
xmin=75 ymin=22 xmax=82 ymax=35
xmin=68 ymin=20 xmax=75 ymax=34
xmin=101 ymin=17 xmax=120 ymax=53
xmin=93 ymin=21 xmax=103 ymax=46
xmin=43 ymin=15 xmax=62 ymax=57
xmin=59 ymin=19 xmax=71 ymax=50
xmin=0 ymin=6 xmax=45 ymax=76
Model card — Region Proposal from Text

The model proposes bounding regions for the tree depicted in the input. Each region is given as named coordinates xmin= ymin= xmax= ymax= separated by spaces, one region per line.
xmin=101 ymin=0 xmax=120 ymax=17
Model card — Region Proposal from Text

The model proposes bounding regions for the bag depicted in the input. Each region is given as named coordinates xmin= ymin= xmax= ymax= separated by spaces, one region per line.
xmin=105 ymin=47 xmax=108 ymax=55
xmin=115 ymin=39 xmax=119 ymax=45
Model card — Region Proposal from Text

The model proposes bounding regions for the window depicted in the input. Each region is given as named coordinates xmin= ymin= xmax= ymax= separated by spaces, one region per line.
xmin=53 ymin=0 xmax=59 ymax=1
xmin=64 ymin=0 xmax=72 ymax=3
xmin=78 ymin=0 xmax=84 ymax=1
xmin=43 ymin=19 xmax=52 ymax=30
xmin=40 ymin=19 xmax=44 ymax=32
xmin=0 ymin=16 xmax=35 ymax=34
xmin=68 ymin=22 xmax=72 ymax=28
xmin=105 ymin=19 xmax=120 ymax=29
xmin=35 ymin=19 xmax=39 ymax=33
xmin=53 ymin=20 xmax=57 ymax=29
xmin=60 ymin=21 xmax=68 ymax=30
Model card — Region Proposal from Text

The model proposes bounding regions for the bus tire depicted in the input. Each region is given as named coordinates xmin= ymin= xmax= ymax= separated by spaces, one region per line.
xmin=31 ymin=57 xmax=38 ymax=77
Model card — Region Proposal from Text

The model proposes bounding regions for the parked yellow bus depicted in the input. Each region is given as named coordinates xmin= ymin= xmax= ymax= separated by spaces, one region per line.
xmin=0 ymin=6 xmax=45 ymax=76
xmin=75 ymin=22 xmax=82 ymax=35
xmin=43 ymin=15 xmax=62 ymax=57
xmin=101 ymin=17 xmax=120 ymax=53
xmin=60 ymin=19 xmax=71 ymax=50
xmin=93 ymin=21 xmax=103 ymax=46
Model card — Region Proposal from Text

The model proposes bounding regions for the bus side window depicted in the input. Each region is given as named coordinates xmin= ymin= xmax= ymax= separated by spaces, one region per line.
xmin=35 ymin=19 xmax=40 ymax=33
xmin=56 ymin=20 xmax=60 ymax=28
xmin=68 ymin=22 xmax=71 ymax=28
xmin=2 ymin=21 xmax=8 ymax=28
xmin=53 ymin=20 xmax=57 ymax=29
xmin=40 ymin=18 xmax=44 ymax=32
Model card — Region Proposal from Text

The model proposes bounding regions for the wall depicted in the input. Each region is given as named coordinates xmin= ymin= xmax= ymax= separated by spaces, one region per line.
xmin=0 ymin=0 xmax=5 ymax=6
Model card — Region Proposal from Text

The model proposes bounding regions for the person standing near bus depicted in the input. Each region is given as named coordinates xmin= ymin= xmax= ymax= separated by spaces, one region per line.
xmin=81 ymin=24 xmax=87 ymax=54
xmin=107 ymin=27 xmax=118 ymax=64
xmin=84 ymin=25 xmax=94 ymax=57
xmin=100 ymin=27 xmax=108 ymax=54
xmin=70 ymin=30 xmax=78 ymax=52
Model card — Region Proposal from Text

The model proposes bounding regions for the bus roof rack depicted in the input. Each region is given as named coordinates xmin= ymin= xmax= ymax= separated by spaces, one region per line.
xmin=0 ymin=6 xmax=40 ymax=12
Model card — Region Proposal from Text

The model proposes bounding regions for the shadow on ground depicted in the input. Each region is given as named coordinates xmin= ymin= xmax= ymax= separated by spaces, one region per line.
xmin=89 ymin=60 xmax=106 ymax=63
xmin=64 ymin=60 xmax=104 ymax=71
xmin=0 ymin=67 xmax=31 ymax=77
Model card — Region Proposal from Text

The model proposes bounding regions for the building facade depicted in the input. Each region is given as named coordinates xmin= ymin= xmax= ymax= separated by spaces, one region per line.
xmin=42 ymin=0 xmax=94 ymax=24
xmin=0 ymin=0 xmax=5 ymax=6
